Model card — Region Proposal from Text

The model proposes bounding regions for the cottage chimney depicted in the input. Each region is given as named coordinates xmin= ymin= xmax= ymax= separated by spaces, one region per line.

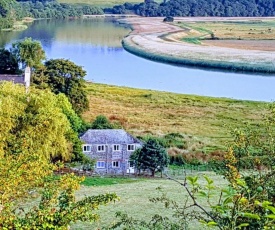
xmin=24 ymin=67 xmax=31 ymax=92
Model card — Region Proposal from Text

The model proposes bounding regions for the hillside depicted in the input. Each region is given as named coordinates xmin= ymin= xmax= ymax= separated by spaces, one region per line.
xmin=83 ymin=83 xmax=267 ymax=152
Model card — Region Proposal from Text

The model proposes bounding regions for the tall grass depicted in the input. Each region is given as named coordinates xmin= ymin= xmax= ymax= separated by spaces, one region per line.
xmin=84 ymin=83 xmax=267 ymax=151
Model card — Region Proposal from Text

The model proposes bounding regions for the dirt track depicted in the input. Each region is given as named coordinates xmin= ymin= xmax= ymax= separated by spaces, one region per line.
xmin=120 ymin=17 xmax=275 ymax=73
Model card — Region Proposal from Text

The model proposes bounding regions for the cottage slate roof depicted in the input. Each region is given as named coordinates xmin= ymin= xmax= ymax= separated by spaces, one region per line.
xmin=0 ymin=75 xmax=24 ymax=84
xmin=80 ymin=129 xmax=143 ymax=145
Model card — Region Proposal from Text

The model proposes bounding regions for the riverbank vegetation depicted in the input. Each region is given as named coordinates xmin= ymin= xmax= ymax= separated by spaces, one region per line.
xmin=0 ymin=0 xmax=103 ymax=30
xmin=121 ymin=16 xmax=275 ymax=74
xmin=15 ymin=0 xmax=103 ymax=19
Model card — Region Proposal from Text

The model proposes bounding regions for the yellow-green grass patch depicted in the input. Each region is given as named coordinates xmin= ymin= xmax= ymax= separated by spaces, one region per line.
xmin=176 ymin=19 xmax=275 ymax=49
xmin=83 ymin=83 xmax=267 ymax=151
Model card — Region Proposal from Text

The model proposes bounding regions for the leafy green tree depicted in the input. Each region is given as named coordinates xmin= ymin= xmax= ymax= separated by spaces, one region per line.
xmin=131 ymin=138 xmax=169 ymax=177
xmin=0 ymin=82 xmax=118 ymax=228
xmin=11 ymin=37 xmax=46 ymax=69
xmin=0 ymin=81 xmax=73 ymax=161
xmin=91 ymin=115 xmax=115 ymax=129
xmin=0 ymin=48 xmax=19 ymax=74
xmin=38 ymin=58 xmax=89 ymax=114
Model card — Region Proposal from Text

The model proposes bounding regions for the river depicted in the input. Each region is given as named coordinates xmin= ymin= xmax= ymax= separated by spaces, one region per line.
xmin=1 ymin=17 xmax=275 ymax=102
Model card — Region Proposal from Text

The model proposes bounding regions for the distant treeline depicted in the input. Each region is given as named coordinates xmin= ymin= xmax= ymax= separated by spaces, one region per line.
xmin=0 ymin=0 xmax=103 ymax=29
xmin=15 ymin=0 xmax=103 ymax=19
xmin=105 ymin=0 xmax=275 ymax=17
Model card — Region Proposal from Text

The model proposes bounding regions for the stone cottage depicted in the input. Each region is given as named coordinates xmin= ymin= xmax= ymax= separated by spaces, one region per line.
xmin=80 ymin=129 xmax=143 ymax=174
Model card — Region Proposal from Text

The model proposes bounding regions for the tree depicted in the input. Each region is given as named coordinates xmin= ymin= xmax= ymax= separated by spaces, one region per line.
xmin=0 ymin=48 xmax=19 ymax=74
xmin=0 ymin=82 xmax=118 ymax=228
xmin=56 ymin=93 xmax=90 ymax=162
xmin=0 ymin=82 xmax=74 ymax=161
xmin=131 ymin=138 xmax=169 ymax=177
xmin=11 ymin=37 xmax=46 ymax=69
xmin=91 ymin=115 xmax=115 ymax=129
xmin=35 ymin=58 xmax=89 ymax=114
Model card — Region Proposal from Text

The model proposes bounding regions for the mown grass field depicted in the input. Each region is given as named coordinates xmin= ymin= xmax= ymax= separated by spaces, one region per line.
xmin=83 ymin=83 xmax=267 ymax=152
xmin=72 ymin=172 xmax=228 ymax=229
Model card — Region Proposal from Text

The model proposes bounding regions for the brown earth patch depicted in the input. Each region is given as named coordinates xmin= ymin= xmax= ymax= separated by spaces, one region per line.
xmin=203 ymin=40 xmax=275 ymax=51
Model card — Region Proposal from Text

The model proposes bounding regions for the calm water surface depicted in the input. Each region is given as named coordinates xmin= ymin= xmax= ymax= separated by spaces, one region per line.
xmin=2 ymin=18 xmax=275 ymax=102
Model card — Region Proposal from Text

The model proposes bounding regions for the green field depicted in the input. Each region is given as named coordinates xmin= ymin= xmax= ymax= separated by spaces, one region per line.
xmin=83 ymin=83 xmax=267 ymax=152
xmin=176 ymin=20 xmax=275 ymax=53
xmin=72 ymin=172 xmax=227 ymax=229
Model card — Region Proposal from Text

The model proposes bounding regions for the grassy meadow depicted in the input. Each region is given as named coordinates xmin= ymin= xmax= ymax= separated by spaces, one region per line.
xmin=177 ymin=19 xmax=275 ymax=49
xmin=72 ymin=172 xmax=227 ymax=229
xmin=83 ymin=83 xmax=267 ymax=152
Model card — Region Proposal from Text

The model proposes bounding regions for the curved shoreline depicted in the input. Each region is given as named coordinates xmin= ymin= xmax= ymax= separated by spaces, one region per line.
xmin=120 ymin=17 xmax=275 ymax=74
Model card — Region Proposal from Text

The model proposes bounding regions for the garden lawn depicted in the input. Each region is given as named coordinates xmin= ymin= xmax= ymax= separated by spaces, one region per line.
xmin=72 ymin=172 xmax=228 ymax=229
xmin=71 ymin=172 xmax=227 ymax=230
xmin=81 ymin=176 xmax=144 ymax=186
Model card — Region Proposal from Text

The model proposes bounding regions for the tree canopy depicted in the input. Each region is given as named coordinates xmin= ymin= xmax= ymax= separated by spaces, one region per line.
xmin=0 ymin=0 xmax=103 ymax=30
xmin=0 ymin=48 xmax=19 ymax=74
xmin=91 ymin=115 xmax=116 ymax=129
xmin=11 ymin=37 xmax=46 ymax=69
xmin=131 ymin=138 xmax=169 ymax=177
xmin=0 ymin=81 xmax=73 ymax=161
xmin=34 ymin=58 xmax=89 ymax=114
xmin=106 ymin=0 xmax=275 ymax=17
xmin=0 ymin=82 xmax=118 ymax=228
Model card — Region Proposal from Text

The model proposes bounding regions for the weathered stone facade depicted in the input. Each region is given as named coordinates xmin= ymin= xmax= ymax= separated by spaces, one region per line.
xmin=80 ymin=129 xmax=142 ymax=174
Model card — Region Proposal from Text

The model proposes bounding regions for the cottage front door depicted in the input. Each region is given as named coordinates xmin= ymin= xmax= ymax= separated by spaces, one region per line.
xmin=126 ymin=160 xmax=135 ymax=174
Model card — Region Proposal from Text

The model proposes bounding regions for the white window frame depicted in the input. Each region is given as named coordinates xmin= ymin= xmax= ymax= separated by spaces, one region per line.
xmin=83 ymin=144 xmax=92 ymax=152
xmin=127 ymin=144 xmax=135 ymax=151
xmin=97 ymin=161 xmax=105 ymax=168
xmin=113 ymin=144 xmax=120 ymax=151
xmin=97 ymin=145 xmax=105 ymax=152
xmin=112 ymin=161 xmax=120 ymax=168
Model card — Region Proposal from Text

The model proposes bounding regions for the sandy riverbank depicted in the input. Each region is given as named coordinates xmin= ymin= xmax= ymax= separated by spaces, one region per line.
xmin=120 ymin=17 xmax=275 ymax=73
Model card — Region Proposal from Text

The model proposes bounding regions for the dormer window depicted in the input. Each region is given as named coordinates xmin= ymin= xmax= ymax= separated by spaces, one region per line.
xmin=83 ymin=145 xmax=92 ymax=152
